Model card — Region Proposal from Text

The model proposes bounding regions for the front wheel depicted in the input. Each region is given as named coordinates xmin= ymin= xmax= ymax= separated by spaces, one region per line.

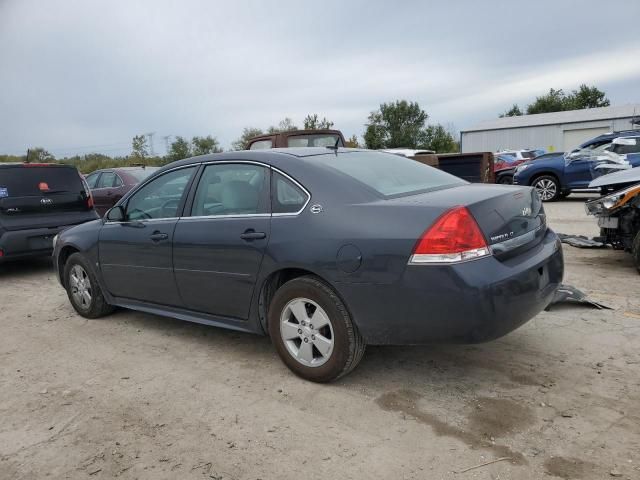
xmin=63 ymin=253 xmax=114 ymax=318
xmin=268 ymin=276 xmax=365 ymax=382
xmin=532 ymin=175 xmax=560 ymax=201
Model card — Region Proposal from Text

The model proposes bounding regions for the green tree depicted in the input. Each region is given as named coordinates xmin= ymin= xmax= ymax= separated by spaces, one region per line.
xmin=267 ymin=117 xmax=298 ymax=134
xmin=231 ymin=127 xmax=264 ymax=150
xmin=567 ymin=84 xmax=610 ymax=109
xmin=303 ymin=114 xmax=334 ymax=130
xmin=500 ymin=104 xmax=523 ymax=117
xmin=364 ymin=100 xmax=429 ymax=149
xmin=26 ymin=147 xmax=55 ymax=163
xmin=526 ymin=88 xmax=567 ymax=114
xmin=167 ymin=136 xmax=191 ymax=161
xmin=191 ymin=135 xmax=222 ymax=156
xmin=423 ymin=125 xmax=457 ymax=153
xmin=345 ymin=134 xmax=360 ymax=148
xmin=523 ymin=84 xmax=609 ymax=115
xmin=131 ymin=135 xmax=149 ymax=160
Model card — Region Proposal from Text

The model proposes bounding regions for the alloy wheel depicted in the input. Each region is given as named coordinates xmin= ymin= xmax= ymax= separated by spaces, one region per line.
xmin=534 ymin=178 xmax=557 ymax=201
xmin=280 ymin=297 xmax=334 ymax=367
xmin=69 ymin=264 xmax=92 ymax=309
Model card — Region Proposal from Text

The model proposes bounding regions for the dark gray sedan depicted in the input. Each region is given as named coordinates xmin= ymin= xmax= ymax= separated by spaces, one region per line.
xmin=53 ymin=148 xmax=563 ymax=382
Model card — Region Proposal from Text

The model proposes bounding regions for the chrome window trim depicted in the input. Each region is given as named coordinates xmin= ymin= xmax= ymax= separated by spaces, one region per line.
xmin=271 ymin=168 xmax=311 ymax=217
xmin=105 ymin=217 xmax=180 ymax=225
xmin=194 ymin=160 xmax=311 ymax=218
xmin=104 ymin=164 xmax=198 ymax=224
xmin=179 ymin=213 xmax=271 ymax=221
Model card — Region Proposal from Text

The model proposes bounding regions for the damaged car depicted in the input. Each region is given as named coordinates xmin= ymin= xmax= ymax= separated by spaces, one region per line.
xmin=586 ymin=167 xmax=640 ymax=272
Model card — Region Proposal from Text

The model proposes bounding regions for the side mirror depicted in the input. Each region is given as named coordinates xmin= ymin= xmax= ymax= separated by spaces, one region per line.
xmin=105 ymin=205 xmax=125 ymax=222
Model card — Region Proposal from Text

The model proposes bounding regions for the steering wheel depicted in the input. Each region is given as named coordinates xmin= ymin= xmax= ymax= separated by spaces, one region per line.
xmin=161 ymin=198 xmax=180 ymax=217
xmin=127 ymin=208 xmax=152 ymax=220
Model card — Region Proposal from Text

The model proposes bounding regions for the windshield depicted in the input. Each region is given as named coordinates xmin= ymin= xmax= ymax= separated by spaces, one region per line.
xmin=128 ymin=167 xmax=160 ymax=181
xmin=287 ymin=134 xmax=343 ymax=148
xmin=0 ymin=166 xmax=83 ymax=197
xmin=319 ymin=151 xmax=465 ymax=197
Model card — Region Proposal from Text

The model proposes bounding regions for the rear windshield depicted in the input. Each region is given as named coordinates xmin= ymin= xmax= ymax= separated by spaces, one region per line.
xmin=287 ymin=134 xmax=343 ymax=148
xmin=0 ymin=166 xmax=83 ymax=197
xmin=320 ymin=151 xmax=465 ymax=197
xmin=128 ymin=167 xmax=160 ymax=181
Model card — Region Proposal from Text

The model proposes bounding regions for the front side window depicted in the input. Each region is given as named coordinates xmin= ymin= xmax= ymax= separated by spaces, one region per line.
xmin=85 ymin=172 xmax=100 ymax=189
xmin=272 ymin=172 xmax=308 ymax=214
xmin=125 ymin=167 xmax=196 ymax=220
xmin=249 ymin=140 xmax=273 ymax=150
xmin=191 ymin=163 xmax=268 ymax=216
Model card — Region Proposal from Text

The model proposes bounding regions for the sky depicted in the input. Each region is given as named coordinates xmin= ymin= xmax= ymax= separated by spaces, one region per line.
xmin=1 ymin=0 xmax=640 ymax=157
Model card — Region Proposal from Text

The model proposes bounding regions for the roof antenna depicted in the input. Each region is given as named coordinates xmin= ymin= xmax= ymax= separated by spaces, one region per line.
xmin=326 ymin=136 xmax=340 ymax=152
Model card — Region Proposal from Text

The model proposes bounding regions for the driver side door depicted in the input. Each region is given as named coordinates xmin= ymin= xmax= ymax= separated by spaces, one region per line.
xmin=99 ymin=165 xmax=198 ymax=306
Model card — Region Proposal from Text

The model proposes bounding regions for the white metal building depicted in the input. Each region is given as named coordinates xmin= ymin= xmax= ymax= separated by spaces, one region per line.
xmin=460 ymin=104 xmax=640 ymax=153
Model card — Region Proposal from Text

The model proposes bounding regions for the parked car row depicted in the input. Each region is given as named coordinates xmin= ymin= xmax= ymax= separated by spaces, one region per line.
xmin=514 ymin=133 xmax=640 ymax=201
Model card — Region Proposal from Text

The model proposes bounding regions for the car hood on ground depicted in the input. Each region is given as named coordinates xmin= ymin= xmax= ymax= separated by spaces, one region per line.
xmin=589 ymin=166 xmax=640 ymax=188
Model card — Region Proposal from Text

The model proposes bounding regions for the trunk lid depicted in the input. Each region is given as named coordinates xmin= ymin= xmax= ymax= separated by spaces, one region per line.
xmin=384 ymin=183 xmax=546 ymax=257
xmin=0 ymin=164 xmax=95 ymax=230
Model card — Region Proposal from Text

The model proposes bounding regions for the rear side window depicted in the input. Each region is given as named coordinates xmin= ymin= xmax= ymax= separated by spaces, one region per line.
xmin=272 ymin=172 xmax=308 ymax=214
xmin=191 ymin=163 xmax=268 ymax=217
xmin=97 ymin=171 xmax=119 ymax=188
xmin=320 ymin=151 xmax=465 ymax=197
xmin=0 ymin=166 xmax=84 ymax=198
xmin=287 ymin=134 xmax=343 ymax=148
xmin=249 ymin=140 xmax=273 ymax=150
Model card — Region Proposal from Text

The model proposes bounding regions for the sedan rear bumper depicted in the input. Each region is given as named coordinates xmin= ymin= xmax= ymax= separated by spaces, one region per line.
xmin=337 ymin=229 xmax=563 ymax=345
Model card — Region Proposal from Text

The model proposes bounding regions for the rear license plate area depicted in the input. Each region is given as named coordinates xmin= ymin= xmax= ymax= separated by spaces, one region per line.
xmin=28 ymin=235 xmax=54 ymax=250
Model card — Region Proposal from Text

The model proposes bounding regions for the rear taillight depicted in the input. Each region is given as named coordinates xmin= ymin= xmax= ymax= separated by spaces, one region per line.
xmin=80 ymin=175 xmax=94 ymax=209
xmin=0 ymin=249 xmax=4 ymax=257
xmin=409 ymin=206 xmax=490 ymax=264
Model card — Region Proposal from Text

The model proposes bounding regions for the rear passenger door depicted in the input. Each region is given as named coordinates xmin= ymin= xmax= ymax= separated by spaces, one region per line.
xmin=173 ymin=162 xmax=271 ymax=319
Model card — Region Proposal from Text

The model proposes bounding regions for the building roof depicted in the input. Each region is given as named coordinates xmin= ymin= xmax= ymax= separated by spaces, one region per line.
xmin=462 ymin=104 xmax=640 ymax=133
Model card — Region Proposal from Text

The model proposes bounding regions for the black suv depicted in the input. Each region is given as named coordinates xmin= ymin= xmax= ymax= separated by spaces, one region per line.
xmin=0 ymin=163 xmax=98 ymax=262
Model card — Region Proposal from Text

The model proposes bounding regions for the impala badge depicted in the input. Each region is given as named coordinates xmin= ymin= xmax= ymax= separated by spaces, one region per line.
xmin=310 ymin=204 xmax=323 ymax=214
xmin=40 ymin=198 xmax=53 ymax=205
xmin=522 ymin=206 xmax=531 ymax=216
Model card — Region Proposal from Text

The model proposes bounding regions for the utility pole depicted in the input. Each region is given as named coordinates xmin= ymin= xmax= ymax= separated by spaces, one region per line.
xmin=145 ymin=132 xmax=155 ymax=156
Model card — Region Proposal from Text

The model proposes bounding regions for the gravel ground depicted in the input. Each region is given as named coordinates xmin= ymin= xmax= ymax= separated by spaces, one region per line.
xmin=1 ymin=193 xmax=639 ymax=480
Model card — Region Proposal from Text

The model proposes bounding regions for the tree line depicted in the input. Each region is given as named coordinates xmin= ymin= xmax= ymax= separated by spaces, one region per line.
xmin=500 ymin=84 xmax=610 ymax=117
xmin=0 ymin=85 xmax=613 ymax=172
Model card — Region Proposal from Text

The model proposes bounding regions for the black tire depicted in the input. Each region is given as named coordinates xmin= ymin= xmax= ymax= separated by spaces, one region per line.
xmin=63 ymin=253 xmax=114 ymax=319
xmin=532 ymin=175 xmax=560 ymax=202
xmin=497 ymin=175 xmax=513 ymax=185
xmin=632 ymin=231 xmax=640 ymax=274
xmin=268 ymin=275 xmax=365 ymax=382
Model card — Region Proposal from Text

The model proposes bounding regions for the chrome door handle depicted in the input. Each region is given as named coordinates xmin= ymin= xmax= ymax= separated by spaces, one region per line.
xmin=240 ymin=230 xmax=266 ymax=240
xmin=150 ymin=232 xmax=169 ymax=242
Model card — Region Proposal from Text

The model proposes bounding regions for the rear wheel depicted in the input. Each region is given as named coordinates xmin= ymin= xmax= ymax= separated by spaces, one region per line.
xmin=64 ymin=253 xmax=114 ymax=318
xmin=497 ymin=174 xmax=513 ymax=185
xmin=268 ymin=276 xmax=365 ymax=382
xmin=532 ymin=175 xmax=560 ymax=201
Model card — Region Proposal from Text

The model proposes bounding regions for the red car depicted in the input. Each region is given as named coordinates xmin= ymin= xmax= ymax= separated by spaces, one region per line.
xmin=85 ymin=166 xmax=159 ymax=216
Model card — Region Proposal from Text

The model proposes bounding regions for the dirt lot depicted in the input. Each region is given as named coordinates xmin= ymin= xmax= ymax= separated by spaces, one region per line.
xmin=1 ymin=194 xmax=639 ymax=480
